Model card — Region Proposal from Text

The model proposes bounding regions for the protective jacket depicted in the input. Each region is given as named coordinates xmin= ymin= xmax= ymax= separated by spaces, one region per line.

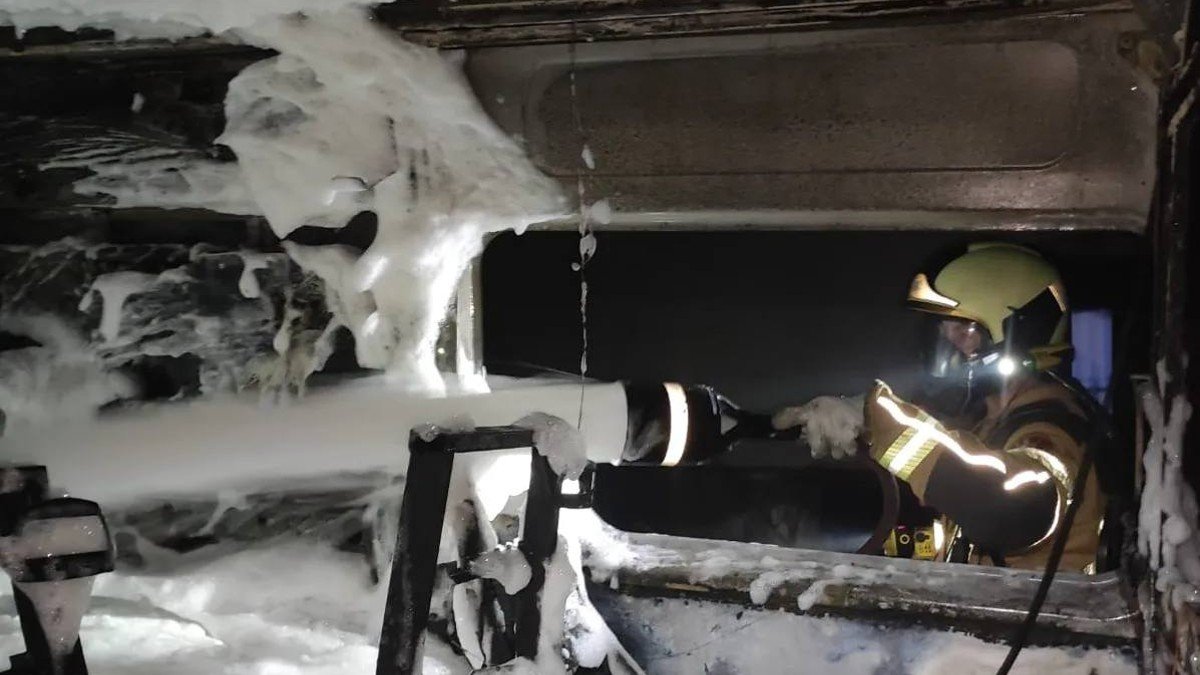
xmin=866 ymin=376 xmax=1103 ymax=571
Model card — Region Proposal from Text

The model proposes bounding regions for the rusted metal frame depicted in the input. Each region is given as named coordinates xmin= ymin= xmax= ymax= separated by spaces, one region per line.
xmin=1130 ymin=0 xmax=1188 ymax=63
xmin=1154 ymin=0 xmax=1197 ymax=374
xmin=1142 ymin=1 xmax=1199 ymax=668
xmin=376 ymin=426 xmax=568 ymax=675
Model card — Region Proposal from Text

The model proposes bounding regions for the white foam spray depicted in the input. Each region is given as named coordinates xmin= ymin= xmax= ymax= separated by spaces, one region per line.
xmin=0 ymin=314 xmax=134 ymax=431
xmin=15 ymin=6 xmax=567 ymax=394
xmin=219 ymin=12 xmax=565 ymax=391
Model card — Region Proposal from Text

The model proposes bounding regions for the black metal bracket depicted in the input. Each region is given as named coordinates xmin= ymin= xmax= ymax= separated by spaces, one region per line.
xmin=376 ymin=425 xmax=583 ymax=675
xmin=1 ymin=466 xmax=114 ymax=675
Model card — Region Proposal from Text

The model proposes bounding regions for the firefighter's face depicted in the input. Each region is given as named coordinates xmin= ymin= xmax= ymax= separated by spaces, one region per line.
xmin=939 ymin=319 xmax=985 ymax=358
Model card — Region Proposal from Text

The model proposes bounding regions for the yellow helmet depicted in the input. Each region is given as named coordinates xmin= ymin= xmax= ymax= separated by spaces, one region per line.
xmin=908 ymin=242 xmax=1071 ymax=373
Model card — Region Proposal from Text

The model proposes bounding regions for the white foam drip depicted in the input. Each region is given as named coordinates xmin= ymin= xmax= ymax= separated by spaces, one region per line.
xmin=78 ymin=271 xmax=157 ymax=344
xmin=1137 ymin=366 xmax=1198 ymax=615
xmin=469 ymin=545 xmax=532 ymax=596
xmin=282 ymin=242 xmax=388 ymax=369
xmin=516 ymin=412 xmax=589 ymax=479
xmin=796 ymin=579 xmax=834 ymax=611
xmin=234 ymin=251 xmax=273 ymax=299
xmin=42 ymin=150 xmax=260 ymax=215
xmin=588 ymin=199 xmax=612 ymax=225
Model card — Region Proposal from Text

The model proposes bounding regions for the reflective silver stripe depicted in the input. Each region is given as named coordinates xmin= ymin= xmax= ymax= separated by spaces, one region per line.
xmin=661 ymin=383 xmax=689 ymax=466
xmin=1003 ymin=470 xmax=1051 ymax=490
xmin=1008 ymin=447 xmax=1071 ymax=550
xmin=1012 ymin=447 xmax=1072 ymax=492
xmin=1026 ymin=487 xmax=1065 ymax=550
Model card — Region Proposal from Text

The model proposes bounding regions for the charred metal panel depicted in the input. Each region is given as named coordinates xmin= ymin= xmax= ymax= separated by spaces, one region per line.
xmin=0 ymin=48 xmax=261 ymax=220
xmin=590 ymin=593 xmax=1137 ymax=674
xmin=536 ymin=43 xmax=1078 ymax=175
xmin=0 ymin=239 xmax=311 ymax=393
xmin=1141 ymin=0 xmax=1200 ymax=665
xmin=581 ymin=525 xmax=1140 ymax=646
xmin=380 ymin=0 xmax=1125 ymax=48
xmin=467 ymin=11 xmax=1157 ymax=231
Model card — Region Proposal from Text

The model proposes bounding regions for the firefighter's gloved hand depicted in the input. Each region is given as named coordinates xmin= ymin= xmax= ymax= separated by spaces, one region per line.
xmin=772 ymin=395 xmax=864 ymax=458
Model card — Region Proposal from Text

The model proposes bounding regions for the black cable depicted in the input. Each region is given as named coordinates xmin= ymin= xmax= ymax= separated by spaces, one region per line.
xmin=995 ymin=445 xmax=1094 ymax=674
xmin=996 ymin=370 xmax=1107 ymax=674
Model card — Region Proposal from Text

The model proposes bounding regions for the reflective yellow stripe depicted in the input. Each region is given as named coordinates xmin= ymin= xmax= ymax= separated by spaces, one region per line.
xmin=875 ymin=397 xmax=1007 ymax=474
xmin=891 ymin=437 xmax=940 ymax=480
xmin=878 ymin=427 xmax=917 ymax=467
xmin=878 ymin=426 xmax=940 ymax=481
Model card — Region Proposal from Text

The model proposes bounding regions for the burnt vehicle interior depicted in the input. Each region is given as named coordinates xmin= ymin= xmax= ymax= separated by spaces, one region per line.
xmin=2 ymin=0 xmax=1198 ymax=673
xmin=456 ymin=4 xmax=1176 ymax=664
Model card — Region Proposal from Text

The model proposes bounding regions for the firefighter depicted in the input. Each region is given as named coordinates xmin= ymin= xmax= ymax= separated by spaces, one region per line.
xmin=776 ymin=242 xmax=1107 ymax=571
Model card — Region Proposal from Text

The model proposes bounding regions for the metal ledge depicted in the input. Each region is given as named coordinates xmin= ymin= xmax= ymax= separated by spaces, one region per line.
xmin=0 ymin=0 xmax=1131 ymax=57
xmin=528 ymin=209 xmax=1151 ymax=233
xmin=0 ymin=32 xmax=263 ymax=62
xmin=380 ymin=0 xmax=1131 ymax=47
xmin=577 ymin=517 xmax=1140 ymax=647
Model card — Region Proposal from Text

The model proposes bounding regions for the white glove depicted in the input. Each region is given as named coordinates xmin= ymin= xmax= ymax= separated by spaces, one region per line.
xmin=772 ymin=395 xmax=865 ymax=459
